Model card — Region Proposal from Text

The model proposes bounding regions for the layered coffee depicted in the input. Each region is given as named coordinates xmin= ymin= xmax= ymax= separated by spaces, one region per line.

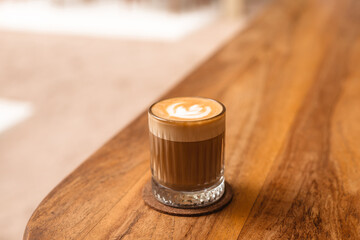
xmin=148 ymin=97 xmax=225 ymax=207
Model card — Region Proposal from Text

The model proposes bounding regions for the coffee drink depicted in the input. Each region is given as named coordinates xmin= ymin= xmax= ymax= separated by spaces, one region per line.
xmin=148 ymin=97 xmax=225 ymax=207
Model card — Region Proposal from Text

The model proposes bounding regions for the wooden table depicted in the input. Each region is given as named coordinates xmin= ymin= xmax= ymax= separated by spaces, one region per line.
xmin=24 ymin=0 xmax=360 ymax=238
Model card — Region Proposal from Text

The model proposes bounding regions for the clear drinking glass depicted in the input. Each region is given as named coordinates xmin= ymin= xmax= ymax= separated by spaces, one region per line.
xmin=148 ymin=97 xmax=225 ymax=208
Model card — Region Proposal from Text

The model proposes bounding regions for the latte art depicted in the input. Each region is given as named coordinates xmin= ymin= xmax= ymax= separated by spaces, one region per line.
xmin=150 ymin=97 xmax=223 ymax=122
xmin=166 ymin=103 xmax=211 ymax=119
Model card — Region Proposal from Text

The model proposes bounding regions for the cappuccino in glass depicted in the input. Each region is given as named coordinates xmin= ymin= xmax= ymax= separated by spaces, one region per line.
xmin=148 ymin=97 xmax=225 ymax=207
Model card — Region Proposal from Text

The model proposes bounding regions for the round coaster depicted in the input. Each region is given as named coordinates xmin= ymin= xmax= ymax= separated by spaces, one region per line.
xmin=142 ymin=180 xmax=233 ymax=216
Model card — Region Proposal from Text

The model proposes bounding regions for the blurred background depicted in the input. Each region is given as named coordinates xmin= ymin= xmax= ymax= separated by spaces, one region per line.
xmin=0 ymin=0 xmax=268 ymax=239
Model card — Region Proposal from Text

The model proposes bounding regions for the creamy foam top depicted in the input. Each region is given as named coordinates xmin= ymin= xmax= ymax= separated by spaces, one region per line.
xmin=149 ymin=97 xmax=225 ymax=142
xmin=150 ymin=97 xmax=223 ymax=121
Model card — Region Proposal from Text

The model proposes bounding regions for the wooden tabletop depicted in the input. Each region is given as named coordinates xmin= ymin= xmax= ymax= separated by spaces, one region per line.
xmin=24 ymin=0 xmax=360 ymax=239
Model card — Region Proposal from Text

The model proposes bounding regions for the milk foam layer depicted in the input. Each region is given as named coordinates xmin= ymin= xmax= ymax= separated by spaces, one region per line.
xmin=149 ymin=97 xmax=225 ymax=142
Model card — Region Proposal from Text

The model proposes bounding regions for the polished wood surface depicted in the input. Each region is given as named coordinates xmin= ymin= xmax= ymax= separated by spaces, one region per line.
xmin=24 ymin=0 xmax=360 ymax=239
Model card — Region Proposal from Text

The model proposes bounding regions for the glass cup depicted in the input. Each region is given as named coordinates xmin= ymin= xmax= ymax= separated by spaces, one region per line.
xmin=148 ymin=97 xmax=225 ymax=208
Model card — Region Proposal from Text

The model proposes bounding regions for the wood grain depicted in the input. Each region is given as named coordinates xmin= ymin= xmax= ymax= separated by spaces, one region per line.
xmin=24 ymin=0 xmax=360 ymax=239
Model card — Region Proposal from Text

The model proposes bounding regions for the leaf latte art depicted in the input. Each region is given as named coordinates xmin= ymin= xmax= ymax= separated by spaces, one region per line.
xmin=166 ymin=103 xmax=211 ymax=119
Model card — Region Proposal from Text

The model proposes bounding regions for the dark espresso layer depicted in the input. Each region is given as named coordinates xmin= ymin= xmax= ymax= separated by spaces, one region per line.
xmin=150 ymin=132 xmax=224 ymax=191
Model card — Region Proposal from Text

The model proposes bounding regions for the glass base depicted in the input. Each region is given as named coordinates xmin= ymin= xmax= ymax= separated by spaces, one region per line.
xmin=151 ymin=177 xmax=225 ymax=208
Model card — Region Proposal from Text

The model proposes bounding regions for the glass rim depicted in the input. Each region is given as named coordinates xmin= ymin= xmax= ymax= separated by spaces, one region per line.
xmin=148 ymin=96 xmax=226 ymax=123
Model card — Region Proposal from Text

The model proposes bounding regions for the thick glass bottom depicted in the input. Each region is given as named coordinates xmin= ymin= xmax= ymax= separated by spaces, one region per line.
xmin=151 ymin=176 xmax=225 ymax=208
